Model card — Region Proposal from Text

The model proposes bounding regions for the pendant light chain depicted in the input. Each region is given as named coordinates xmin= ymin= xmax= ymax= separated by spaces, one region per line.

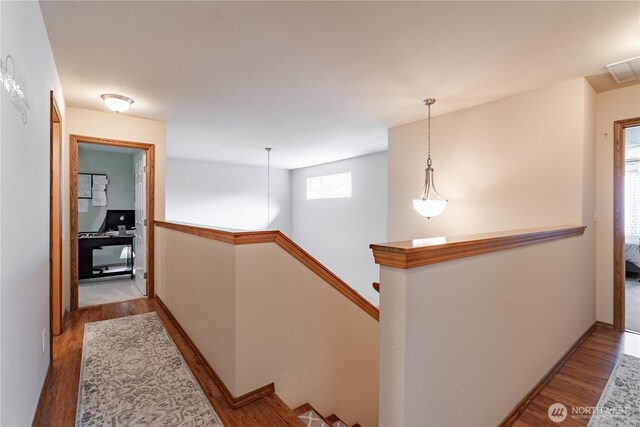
xmin=427 ymin=102 xmax=431 ymax=164
xmin=425 ymin=98 xmax=435 ymax=167
xmin=266 ymin=147 xmax=272 ymax=228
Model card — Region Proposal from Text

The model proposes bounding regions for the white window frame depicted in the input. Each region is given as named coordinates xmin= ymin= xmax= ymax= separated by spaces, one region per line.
xmin=306 ymin=172 xmax=352 ymax=200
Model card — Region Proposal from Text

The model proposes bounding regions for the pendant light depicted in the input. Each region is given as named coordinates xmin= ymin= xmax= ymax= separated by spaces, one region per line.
xmin=265 ymin=147 xmax=272 ymax=228
xmin=413 ymin=98 xmax=448 ymax=219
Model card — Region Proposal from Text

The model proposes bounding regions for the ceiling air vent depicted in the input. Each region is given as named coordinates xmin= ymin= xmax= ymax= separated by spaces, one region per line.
xmin=607 ymin=56 xmax=640 ymax=83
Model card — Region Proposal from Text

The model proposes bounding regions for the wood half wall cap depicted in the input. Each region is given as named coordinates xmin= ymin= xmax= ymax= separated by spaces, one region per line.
xmin=369 ymin=225 xmax=586 ymax=269
xmin=155 ymin=221 xmax=379 ymax=320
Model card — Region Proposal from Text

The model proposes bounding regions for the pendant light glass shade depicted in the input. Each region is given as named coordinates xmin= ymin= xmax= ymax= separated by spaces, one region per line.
xmin=413 ymin=98 xmax=448 ymax=219
xmin=413 ymin=176 xmax=447 ymax=218
xmin=413 ymin=199 xmax=447 ymax=218
xmin=413 ymin=162 xmax=448 ymax=218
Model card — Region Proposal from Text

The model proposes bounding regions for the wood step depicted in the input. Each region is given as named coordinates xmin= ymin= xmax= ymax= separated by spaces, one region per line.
xmin=326 ymin=414 xmax=349 ymax=427
xmin=294 ymin=403 xmax=332 ymax=427
xmin=263 ymin=394 xmax=303 ymax=426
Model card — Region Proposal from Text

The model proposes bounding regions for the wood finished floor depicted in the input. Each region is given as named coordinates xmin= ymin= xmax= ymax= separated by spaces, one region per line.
xmin=38 ymin=301 xmax=640 ymax=427
xmin=36 ymin=298 xmax=301 ymax=427
xmin=512 ymin=324 xmax=640 ymax=426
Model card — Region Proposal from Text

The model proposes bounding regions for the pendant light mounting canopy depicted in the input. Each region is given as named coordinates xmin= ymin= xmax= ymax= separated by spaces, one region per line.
xmin=413 ymin=98 xmax=448 ymax=219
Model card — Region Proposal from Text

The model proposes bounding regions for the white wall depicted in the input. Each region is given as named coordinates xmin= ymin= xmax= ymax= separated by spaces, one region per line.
xmin=154 ymin=228 xmax=237 ymax=392
xmin=595 ymin=84 xmax=640 ymax=323
xmin=235 ymin=243 xmax=379 ymax=427
xmin=64 ymin=107 xmax=166 ymax=311
xmin=388 ymin=78 xmax=595 ymax=240
xmin=379 ymin=234 xmax=594 ymax=425
xmin=381 ymin=78 xmax=597 ymax=424
xmin=166 ymin=154 xmax=387 ymax=305
xmin=291 ymin=152 xmax=387 ymax=305
xmin=155 ymin=226 xmax=379 ymax=426
xmin=166 ymin=157 xmax=291 ymax=234
xmin=0 ymin=2 xmax=66 ymax=425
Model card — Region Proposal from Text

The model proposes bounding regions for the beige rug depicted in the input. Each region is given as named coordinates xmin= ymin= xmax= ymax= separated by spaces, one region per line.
xmin=76 ymin=312 xmax=223 ymax=426
xmin=588 ymin=354 xmax=640 ymax=426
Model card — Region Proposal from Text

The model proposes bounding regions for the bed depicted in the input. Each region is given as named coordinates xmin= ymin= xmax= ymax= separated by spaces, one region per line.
xmin=625 ymin=235 xmax=640 ymax=277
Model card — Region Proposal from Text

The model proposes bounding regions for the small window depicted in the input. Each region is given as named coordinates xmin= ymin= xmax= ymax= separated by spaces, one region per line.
xmin=306 ymin=172 xmax=352 ymax=200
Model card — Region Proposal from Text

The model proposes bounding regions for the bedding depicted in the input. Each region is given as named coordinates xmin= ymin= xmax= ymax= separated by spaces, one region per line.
xmin=625 ymin=235 xmax=640 ymax=269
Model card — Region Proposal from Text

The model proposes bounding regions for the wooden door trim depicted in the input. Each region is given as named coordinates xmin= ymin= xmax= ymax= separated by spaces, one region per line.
xmin=50 ymin=92 xmax=62 ymax=338
xmin=613 ymin=117 xmax=640 ymax=332
xmin=70 ymin=134 xmax=156 ymax=311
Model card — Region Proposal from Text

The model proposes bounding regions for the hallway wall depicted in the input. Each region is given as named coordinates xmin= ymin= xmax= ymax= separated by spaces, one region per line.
xmin=63 ymin=107 xmax=166 ymax=312
xmin=387 ymin=78 xmax=595 ymax=240
xmin=595 ymin=84 xmax=640 ymax=323
xmin=0 ymin=2 xmax=66 ymax=425
xmin=155 ymin=226 xmax=380 ymax=426
xmin=382 ymin=78 xmax=597 ymax=424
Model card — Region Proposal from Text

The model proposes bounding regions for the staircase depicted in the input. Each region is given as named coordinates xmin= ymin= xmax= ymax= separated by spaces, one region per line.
xmin=294 ymin=403 xmax=361 ymax=427
xmin=156 ymin=221 xmax=379 ymax=426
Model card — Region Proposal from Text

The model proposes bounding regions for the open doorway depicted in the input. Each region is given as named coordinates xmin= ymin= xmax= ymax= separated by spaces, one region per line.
xmin=70 ymin=135 xmax=155 ymax=310
xmin=622 ymin=124 xmax=640 ymax=332
xmin=50 ymin=93 xmax=63 ymax=336
xmin=614 ymin=118 xmax=640 ymax=332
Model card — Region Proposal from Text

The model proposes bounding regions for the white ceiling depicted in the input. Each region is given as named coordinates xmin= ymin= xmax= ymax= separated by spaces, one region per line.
xmin=40 ymin=1 xmax=640 ymax=169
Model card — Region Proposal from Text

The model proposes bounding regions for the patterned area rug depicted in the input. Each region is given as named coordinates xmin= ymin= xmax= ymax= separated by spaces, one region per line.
xmin=588 ymin=354 xmax=640 ymax=426
xmin=76 ymin=312 xmax=223 ymax=426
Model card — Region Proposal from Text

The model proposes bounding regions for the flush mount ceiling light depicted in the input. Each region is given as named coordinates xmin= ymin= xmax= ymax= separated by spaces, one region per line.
xmin=101 ymin=94 xmax=134 ymax=113
xmin=413 ymin=98 xmax=448 ymax=219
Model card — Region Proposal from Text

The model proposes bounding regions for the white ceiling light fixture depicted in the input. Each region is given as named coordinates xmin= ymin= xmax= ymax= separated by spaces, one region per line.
xmin=101 ymin=93 xmax=134 ymax=113
xmin=413 ymin=98 xmax=448 ymax=220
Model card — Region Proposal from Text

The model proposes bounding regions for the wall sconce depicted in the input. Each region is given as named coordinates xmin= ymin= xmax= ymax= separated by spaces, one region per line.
xmin=0 ymin=55 xmax=29 ymax=124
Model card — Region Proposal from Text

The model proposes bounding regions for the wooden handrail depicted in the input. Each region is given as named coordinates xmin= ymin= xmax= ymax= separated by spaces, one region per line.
xmin=155 ymin=220 xmax=379 ymax=320
xmin=370 ymin=225 xmax=586 ymax=269
xmin=372 ymin=282 xmax=380 ymax=293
